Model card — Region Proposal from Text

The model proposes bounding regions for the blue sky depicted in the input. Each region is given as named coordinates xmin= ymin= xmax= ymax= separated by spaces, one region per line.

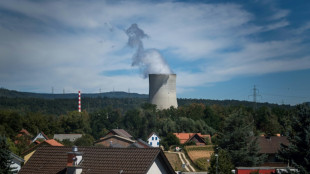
xmin=0 ymin=0 xmax=309 ymax=105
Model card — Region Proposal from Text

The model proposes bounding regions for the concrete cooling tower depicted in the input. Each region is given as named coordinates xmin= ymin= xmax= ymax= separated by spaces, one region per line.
xmin=149 ymin=74 xmax=178 ymax=110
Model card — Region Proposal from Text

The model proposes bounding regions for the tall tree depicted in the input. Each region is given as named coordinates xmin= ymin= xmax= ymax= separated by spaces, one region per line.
xmin=208 ymin=149 xmax=234 ymax=174
xmin=0 ymin=135 xmax=14 ymax=174
xmin=217 ymin=109 xmax=265 ymax=167
xmin=278 ymin=104 xmax=310 ymax=174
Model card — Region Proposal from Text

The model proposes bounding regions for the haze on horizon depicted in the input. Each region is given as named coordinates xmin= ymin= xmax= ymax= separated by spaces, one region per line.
xmin=0 ymin=0 xmax=309 ymax=105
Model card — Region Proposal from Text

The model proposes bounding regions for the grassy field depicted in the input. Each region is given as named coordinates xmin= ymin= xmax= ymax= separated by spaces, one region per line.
xmin=164 ymin=152 xmax=185 ymax=171
xmin=185 ymin=145 xmax=214 ymax=171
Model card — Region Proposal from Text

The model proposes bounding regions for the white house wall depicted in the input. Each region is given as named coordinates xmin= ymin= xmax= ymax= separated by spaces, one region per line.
xmin=147 ymin=158 xmax=168 ymax=174
xmin=148 ymin=134 xmax=160 ymax=147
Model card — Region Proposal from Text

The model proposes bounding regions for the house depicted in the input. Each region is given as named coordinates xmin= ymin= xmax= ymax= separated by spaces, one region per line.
xmin=132 ymin=139 xmax=153 ymax=148
xmin=22 ymin=139 xmax=63 ymax=164
xmin=105 ymin=129 xmax=133 ymax=139
xmin=235 ymin=167 xmax=298 ymax=174
xmin=258 ymin=135 xmax=289 ymax=167
xmin=94 ymin=134 xmax=136 ymax=148
xmin=32 ymin=131 xmax=49 ymax=143
xmin=10 ymin=152 xmax=25 ymax=173
xmin=53 ymin=134 xmax=83 ymax=142
xmin=19 ymin=146 xmax=176 ymax=174
xmin=15 ymin=128 xmax=32 ymax=145
xmin=147 ymin=132 xmax=160 ymax=147
xmin=236 ymin=167 xmax=276 ymax=174
xmin=174 ymin=133 xmax=211 ymax=146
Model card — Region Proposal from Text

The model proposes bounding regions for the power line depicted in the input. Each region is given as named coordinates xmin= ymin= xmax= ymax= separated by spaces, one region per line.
xmin=249 ymin=85 xmax=261 ymax=111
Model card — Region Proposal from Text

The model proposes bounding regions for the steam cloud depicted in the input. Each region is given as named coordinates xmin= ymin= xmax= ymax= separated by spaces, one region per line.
xmin=126 ymin=24 xmax=173 ymax=78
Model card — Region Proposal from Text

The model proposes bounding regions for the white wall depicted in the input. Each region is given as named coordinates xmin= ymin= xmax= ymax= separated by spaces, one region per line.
xmin=147 ymin=158 xmax=169 ymax=174
xmin=148 ymin=134 xmax=160 ymax=147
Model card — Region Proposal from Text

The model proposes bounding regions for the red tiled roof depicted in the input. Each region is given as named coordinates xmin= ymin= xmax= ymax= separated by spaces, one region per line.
xmin=20 ymin=129 xmax=31 ymax=136
xmin=173 ymin=133 xmax=210 ymax=144
xmin=19 ymin=146 xmax=175 ymax=174
xmin=258 ymin=136 xmax=289 ymax=154
xmin=45 ymin=139 xmax=64 ymax=146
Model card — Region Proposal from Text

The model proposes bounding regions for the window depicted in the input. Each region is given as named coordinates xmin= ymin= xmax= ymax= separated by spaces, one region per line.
xmin=150 ymin=142 xmax=152 ymax=145
xmin=152 ymin=137 xmax=154 ymax=140
xmin=155 ymin=137 xmax=157 ymax=140
xmin=157 ymin=142 xmax=159 ymax=145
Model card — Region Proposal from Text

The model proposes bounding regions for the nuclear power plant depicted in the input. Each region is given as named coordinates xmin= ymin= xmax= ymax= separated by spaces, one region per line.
xmin=149 ymin=74 xmax=178 ymax=110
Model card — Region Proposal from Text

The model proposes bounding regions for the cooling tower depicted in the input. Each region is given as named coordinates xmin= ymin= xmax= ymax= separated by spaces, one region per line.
xmin=149 ymin=74 xmax=178 ymax=110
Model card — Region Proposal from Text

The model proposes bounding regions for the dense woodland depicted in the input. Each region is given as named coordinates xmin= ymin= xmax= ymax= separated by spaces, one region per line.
xmin=1 ymin=88 xmax=309 ymax=173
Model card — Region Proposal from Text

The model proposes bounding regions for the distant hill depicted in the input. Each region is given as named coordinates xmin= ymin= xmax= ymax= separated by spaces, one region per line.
xmin=0 ymin=88 xmax=292 ymax=115
xmin=0 ymin=88 xmax=148 ymax=99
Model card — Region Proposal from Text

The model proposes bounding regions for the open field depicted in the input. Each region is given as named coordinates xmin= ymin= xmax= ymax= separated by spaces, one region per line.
xmin=164 ymin=152 xmax=185 ymax=171
xmin=185 ymin=145 xmax=214 ymax=171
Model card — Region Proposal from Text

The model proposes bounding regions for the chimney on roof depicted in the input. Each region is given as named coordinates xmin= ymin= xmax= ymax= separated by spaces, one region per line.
xmin=67 ymin=146 xmax=83 ymax=174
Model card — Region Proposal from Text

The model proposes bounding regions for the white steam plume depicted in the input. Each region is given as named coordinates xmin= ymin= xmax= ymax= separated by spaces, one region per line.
xmin=126 ymin=23 xmax=173 ymax=78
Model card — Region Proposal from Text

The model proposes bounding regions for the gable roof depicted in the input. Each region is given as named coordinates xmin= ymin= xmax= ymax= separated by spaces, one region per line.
xmin=109 ymin=129 xmax=133 ymax=139
xmin=173 ymin=133 xmax=209 ymax=144
xmin=258 ymin=136 xmax=289 ymax=154
xmin=131 ymin=139 xmax=153 ymax=148
xmin=10 ymin=152 xmax=25 ymax=163
xmin=19 ymin=129 xmax=31 ymax=136
xmin=95 ymin=135 xmax=136 ymax=145
xmin=53 ymin=134 xmax=83 ymax=142
xmin=19 ymin=146 xmax=175 ymax=174
xmin=147 ymin=132 xmax=160 ymax=140
xmin=32 ymin=131 xmax=49 ymax=142
xmin=22 ymin=139 xmax=63 ymax=156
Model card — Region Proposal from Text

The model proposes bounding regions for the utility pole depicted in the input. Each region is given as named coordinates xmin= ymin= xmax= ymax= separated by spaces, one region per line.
xmin=215 ymin=154 xmax=218 ymax=174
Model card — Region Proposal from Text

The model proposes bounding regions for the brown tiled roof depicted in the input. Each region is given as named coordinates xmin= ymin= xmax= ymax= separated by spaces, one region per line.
xmin=258 ymin=136 xmax=289 ymax=154
xmin=110 ymin=129 xmax=133 ymax=139
xmin=19 ymin=146 xmax=175 ymax=174
xmin=22 ymin=139 xmax=63 ymax=156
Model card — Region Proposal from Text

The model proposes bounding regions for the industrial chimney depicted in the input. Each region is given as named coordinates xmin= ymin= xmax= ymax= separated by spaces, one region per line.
xmin=149 ymin=74 xmax=178 ymax=110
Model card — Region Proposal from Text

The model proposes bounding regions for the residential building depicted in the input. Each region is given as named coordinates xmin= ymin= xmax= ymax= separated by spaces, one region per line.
xmin=19 ymin=146 xmax=175 ymax=174
xmin=94 ymin=134 xmax=136 ymax=148
xmin=32 ymin=131 xmax=49 ymax=143
xmin=147 ymin=132 xmax=160 ymax=147
xmin=10 ymin=152 xmax=24 ymax=173
xmin=174 ymin=133 xmax=211 ymax=146
xmin=258 ymin=135 xmax=289 ymax=167
xmin=53 ymin=134 xmax=82 ymax=142
xmin=22 ymin=139 xmax=63 ymax=164
xmin=105 ymin=129 xmax=133 ymax=139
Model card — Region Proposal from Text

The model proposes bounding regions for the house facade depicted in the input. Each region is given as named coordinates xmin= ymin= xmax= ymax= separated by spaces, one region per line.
xmin=32 ymin=131 xmax=49 ymax=143
xmin=147 ymin=132 xmax=160 ymax=147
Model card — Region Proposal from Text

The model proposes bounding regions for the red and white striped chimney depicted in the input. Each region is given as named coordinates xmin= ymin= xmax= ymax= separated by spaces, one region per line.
xmin=78 ymin=91 xmax=81 ymax=112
